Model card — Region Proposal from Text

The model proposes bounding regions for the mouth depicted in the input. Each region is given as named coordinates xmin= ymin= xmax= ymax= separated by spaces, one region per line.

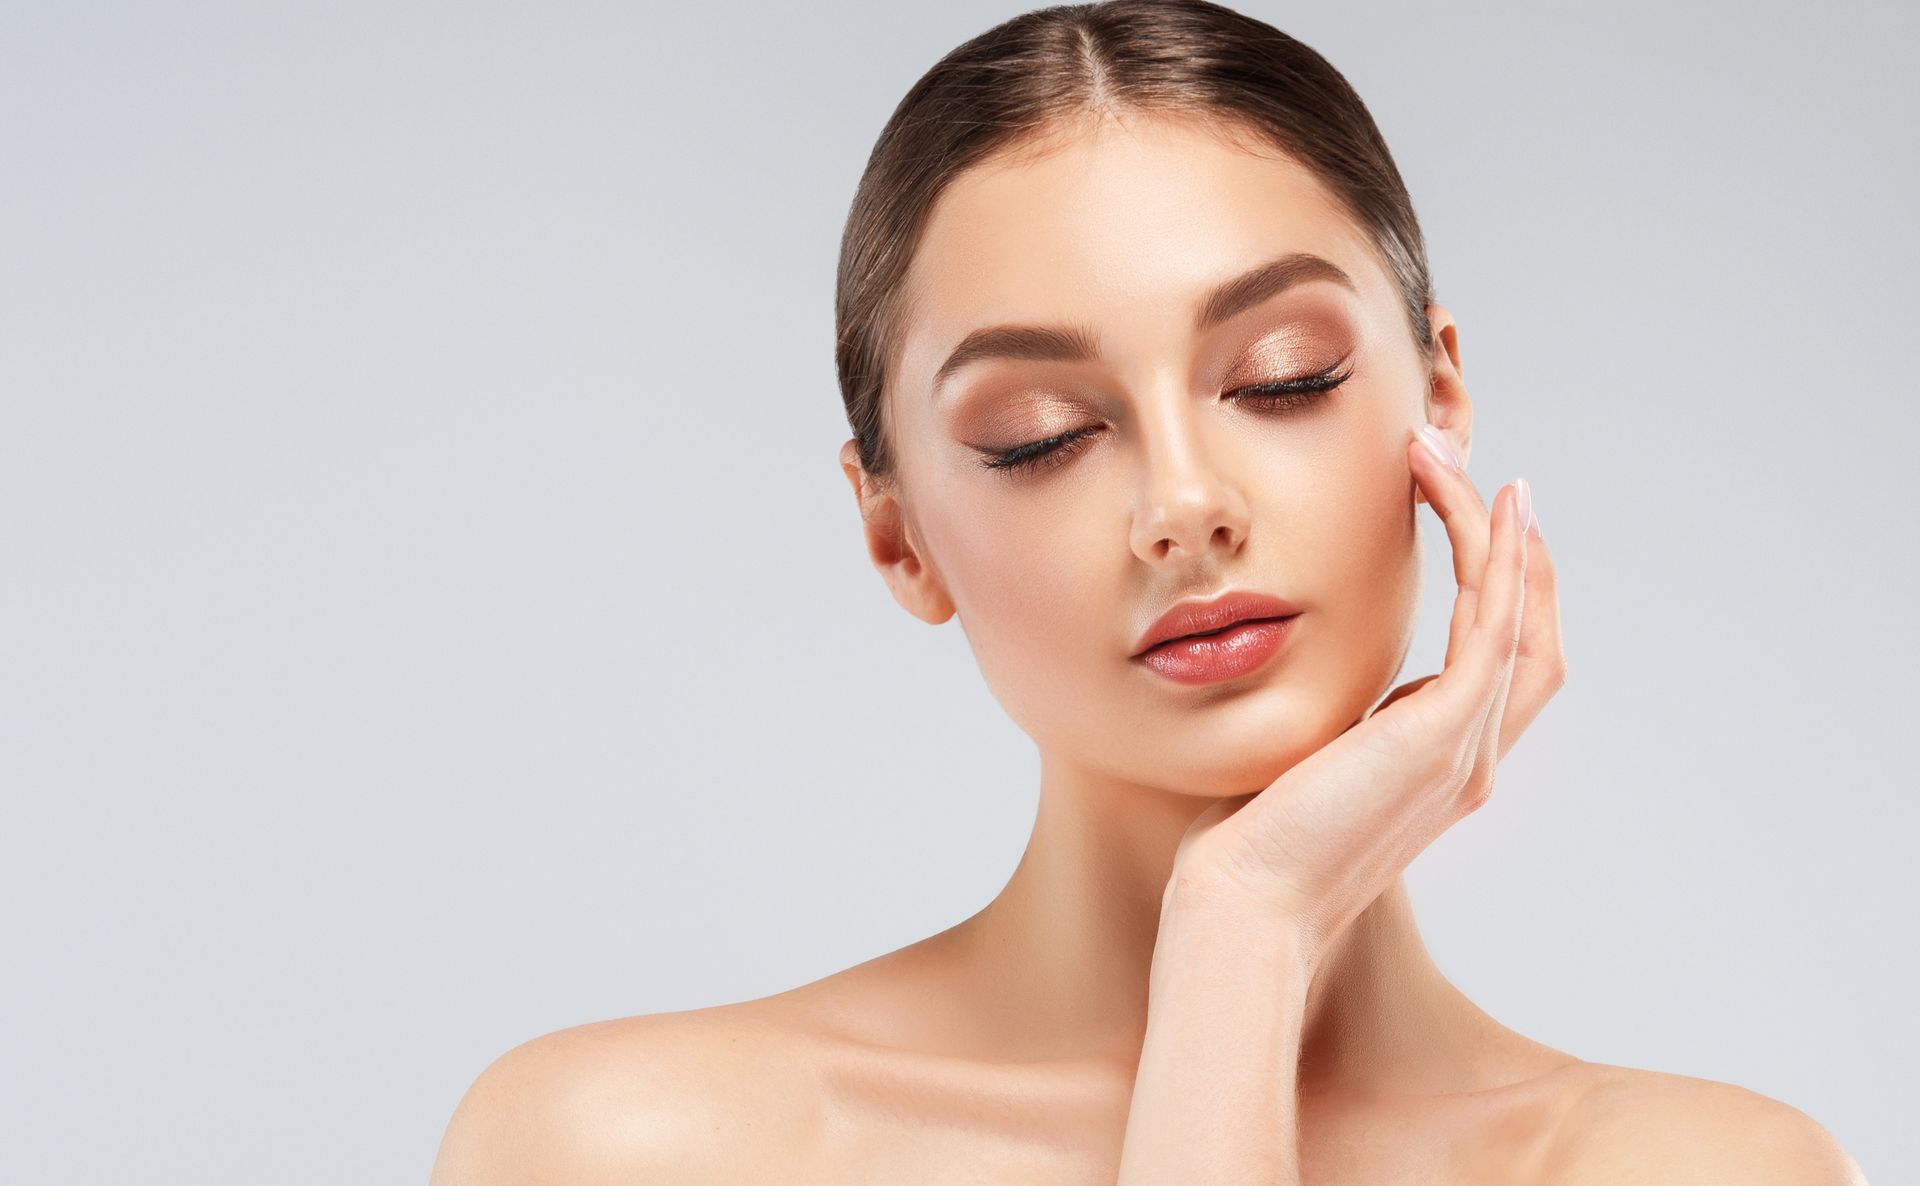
xmin=1130 ymin=589 xmax=1304 ymax=658
xmin=1132 ymin=612 xmax=1302 ymax=685
xmin=1141 ymin=613 xmax=1297 ymax=653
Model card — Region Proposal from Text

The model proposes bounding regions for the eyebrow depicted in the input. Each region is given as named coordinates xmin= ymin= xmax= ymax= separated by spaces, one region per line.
xmin=930 ymin=251 xmax=1358 ymax=398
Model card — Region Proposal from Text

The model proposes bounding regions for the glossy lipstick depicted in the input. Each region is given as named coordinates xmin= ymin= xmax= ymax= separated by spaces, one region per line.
xmin=1131 ymin=590 xmax=1301 ymax=686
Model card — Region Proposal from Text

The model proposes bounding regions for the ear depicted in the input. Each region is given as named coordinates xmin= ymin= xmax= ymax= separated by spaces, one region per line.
xmin=1414 ymin=303 xmax=1473 ymax=507
xmin=838 ymin=438 xmax=956 ymax=626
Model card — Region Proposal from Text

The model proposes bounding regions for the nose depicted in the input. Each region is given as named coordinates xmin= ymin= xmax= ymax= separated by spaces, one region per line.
xmin=1127 ymin=405 xmax=1251 ymax=565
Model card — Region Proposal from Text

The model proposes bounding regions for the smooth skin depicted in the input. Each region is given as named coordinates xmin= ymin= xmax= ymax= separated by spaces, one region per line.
xmin=429 ymin=113 xmax=1867 ymax=1185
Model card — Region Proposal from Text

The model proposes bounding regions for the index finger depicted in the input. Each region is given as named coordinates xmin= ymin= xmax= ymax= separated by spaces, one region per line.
xmin=1407 ymin=425 xmax=1494 ymax=667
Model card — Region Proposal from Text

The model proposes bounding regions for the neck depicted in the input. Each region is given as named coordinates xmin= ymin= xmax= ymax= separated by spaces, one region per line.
xmin=934 ymin=750 xmax=1527 ymax=1094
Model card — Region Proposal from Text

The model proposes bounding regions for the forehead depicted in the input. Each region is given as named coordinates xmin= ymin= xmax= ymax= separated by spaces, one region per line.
xmin=895 ymin=114 xmax=1393 ymax=390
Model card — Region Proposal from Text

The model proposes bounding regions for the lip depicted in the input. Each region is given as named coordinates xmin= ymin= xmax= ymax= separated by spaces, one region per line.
xmin=1133 ymin=614 xmax=1299 ymax=685
xmin=1131 ymin=589 xmax=1303 ymax=658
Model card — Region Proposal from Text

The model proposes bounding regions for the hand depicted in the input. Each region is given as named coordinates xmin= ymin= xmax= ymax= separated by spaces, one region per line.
xmin=1166 ymin=429 xmax=1567 ymax=967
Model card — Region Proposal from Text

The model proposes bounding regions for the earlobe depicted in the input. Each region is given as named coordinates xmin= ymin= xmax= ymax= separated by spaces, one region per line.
xmin=837 ymin=438 xmax=955 ymax=626
xmin=890 ymin=551 xmax=957 ymax=628
xmin=879 ymin=513 xmax=957 ymax=627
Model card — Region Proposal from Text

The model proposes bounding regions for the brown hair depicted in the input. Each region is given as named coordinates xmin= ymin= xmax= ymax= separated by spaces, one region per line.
xmin=834 ymin=0 xmax=1436 ymax=489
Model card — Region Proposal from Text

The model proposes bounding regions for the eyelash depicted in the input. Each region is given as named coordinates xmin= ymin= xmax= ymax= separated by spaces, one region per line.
xmin=977 ymin=360 xmax=1355 ymax=477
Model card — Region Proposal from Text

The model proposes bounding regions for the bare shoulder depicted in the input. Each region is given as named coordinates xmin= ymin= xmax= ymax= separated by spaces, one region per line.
xmin=1536 ymin=1062 xmax=1868 ymax=1185
xmin=427 ymin=999 xmax=826 ymax=1186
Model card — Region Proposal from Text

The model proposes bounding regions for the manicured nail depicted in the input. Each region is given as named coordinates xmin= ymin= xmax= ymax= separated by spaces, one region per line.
xmin=1514 ymin=477 xmax=1533 ymax=535
xmin=1417 ymin=424 xmax=1460 ymax=471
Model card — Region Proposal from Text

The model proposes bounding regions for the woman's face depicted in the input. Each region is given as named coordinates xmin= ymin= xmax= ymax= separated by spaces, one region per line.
xmin=853 ymin=113 xmax=1470 ymax=797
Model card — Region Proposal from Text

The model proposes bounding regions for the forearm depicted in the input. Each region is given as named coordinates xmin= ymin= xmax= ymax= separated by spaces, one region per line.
xmin=1115 ymin=888 xmax=1315 ymax=1185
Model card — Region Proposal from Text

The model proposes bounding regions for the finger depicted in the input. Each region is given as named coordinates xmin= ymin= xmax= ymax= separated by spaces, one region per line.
xmin=1467 ymin=562 xmax=1523 ymax=802
xmin=1406 ymin=427 xmax=1492 ymax=668
xmin=1460 ymin=481 xmax=1530 ymax=801
xmin=1495 ymin=499 xmax=1566 ymax=761
xmin=1427 ymin=478 xmax=1529 ymax=737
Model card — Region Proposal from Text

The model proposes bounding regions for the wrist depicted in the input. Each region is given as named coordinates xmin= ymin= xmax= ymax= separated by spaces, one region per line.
xmin=1162 ymin=869 xmax=1319 ymax=958
xmin=1153 ymin=879 xmax=1320 ymax=988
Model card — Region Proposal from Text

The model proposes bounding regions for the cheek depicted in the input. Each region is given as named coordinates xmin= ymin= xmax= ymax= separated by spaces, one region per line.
xmin=1296 ymin=438 xmax=1423 ymax=702
xmin=1283 ymin=404 xmax=1421 ymax=584
xmin=919 ymin=493 xmax=1114 ymax=724
xmin=1226 ymin=428 xmax=1420 ymax=724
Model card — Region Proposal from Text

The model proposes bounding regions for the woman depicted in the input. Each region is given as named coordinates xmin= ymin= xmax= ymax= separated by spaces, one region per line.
xmin=430 ymin=2 xmax=1867 ymax=1182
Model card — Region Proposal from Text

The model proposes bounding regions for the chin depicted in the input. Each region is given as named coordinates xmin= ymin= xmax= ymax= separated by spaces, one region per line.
xmin=1089 ymin=689 xmax=1353 ymax=796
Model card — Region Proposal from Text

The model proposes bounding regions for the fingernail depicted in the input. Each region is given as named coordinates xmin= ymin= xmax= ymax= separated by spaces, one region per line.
xmin=1514 ymin=477 xmax=1534 ymax=534
xmin=1417 ymin=424 xmax=1460 ymax=471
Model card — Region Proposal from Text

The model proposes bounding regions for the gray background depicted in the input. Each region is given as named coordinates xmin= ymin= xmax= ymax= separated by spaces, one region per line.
xmin=3 ymin=1 xmax=1912 ymax=1181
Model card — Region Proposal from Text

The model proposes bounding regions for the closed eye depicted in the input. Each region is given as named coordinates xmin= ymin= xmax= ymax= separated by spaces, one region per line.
xmin=1227 ymin=358 xmax=1354 ymax=413
xmin=975 ymin=359 xmax=1355 ymax=478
